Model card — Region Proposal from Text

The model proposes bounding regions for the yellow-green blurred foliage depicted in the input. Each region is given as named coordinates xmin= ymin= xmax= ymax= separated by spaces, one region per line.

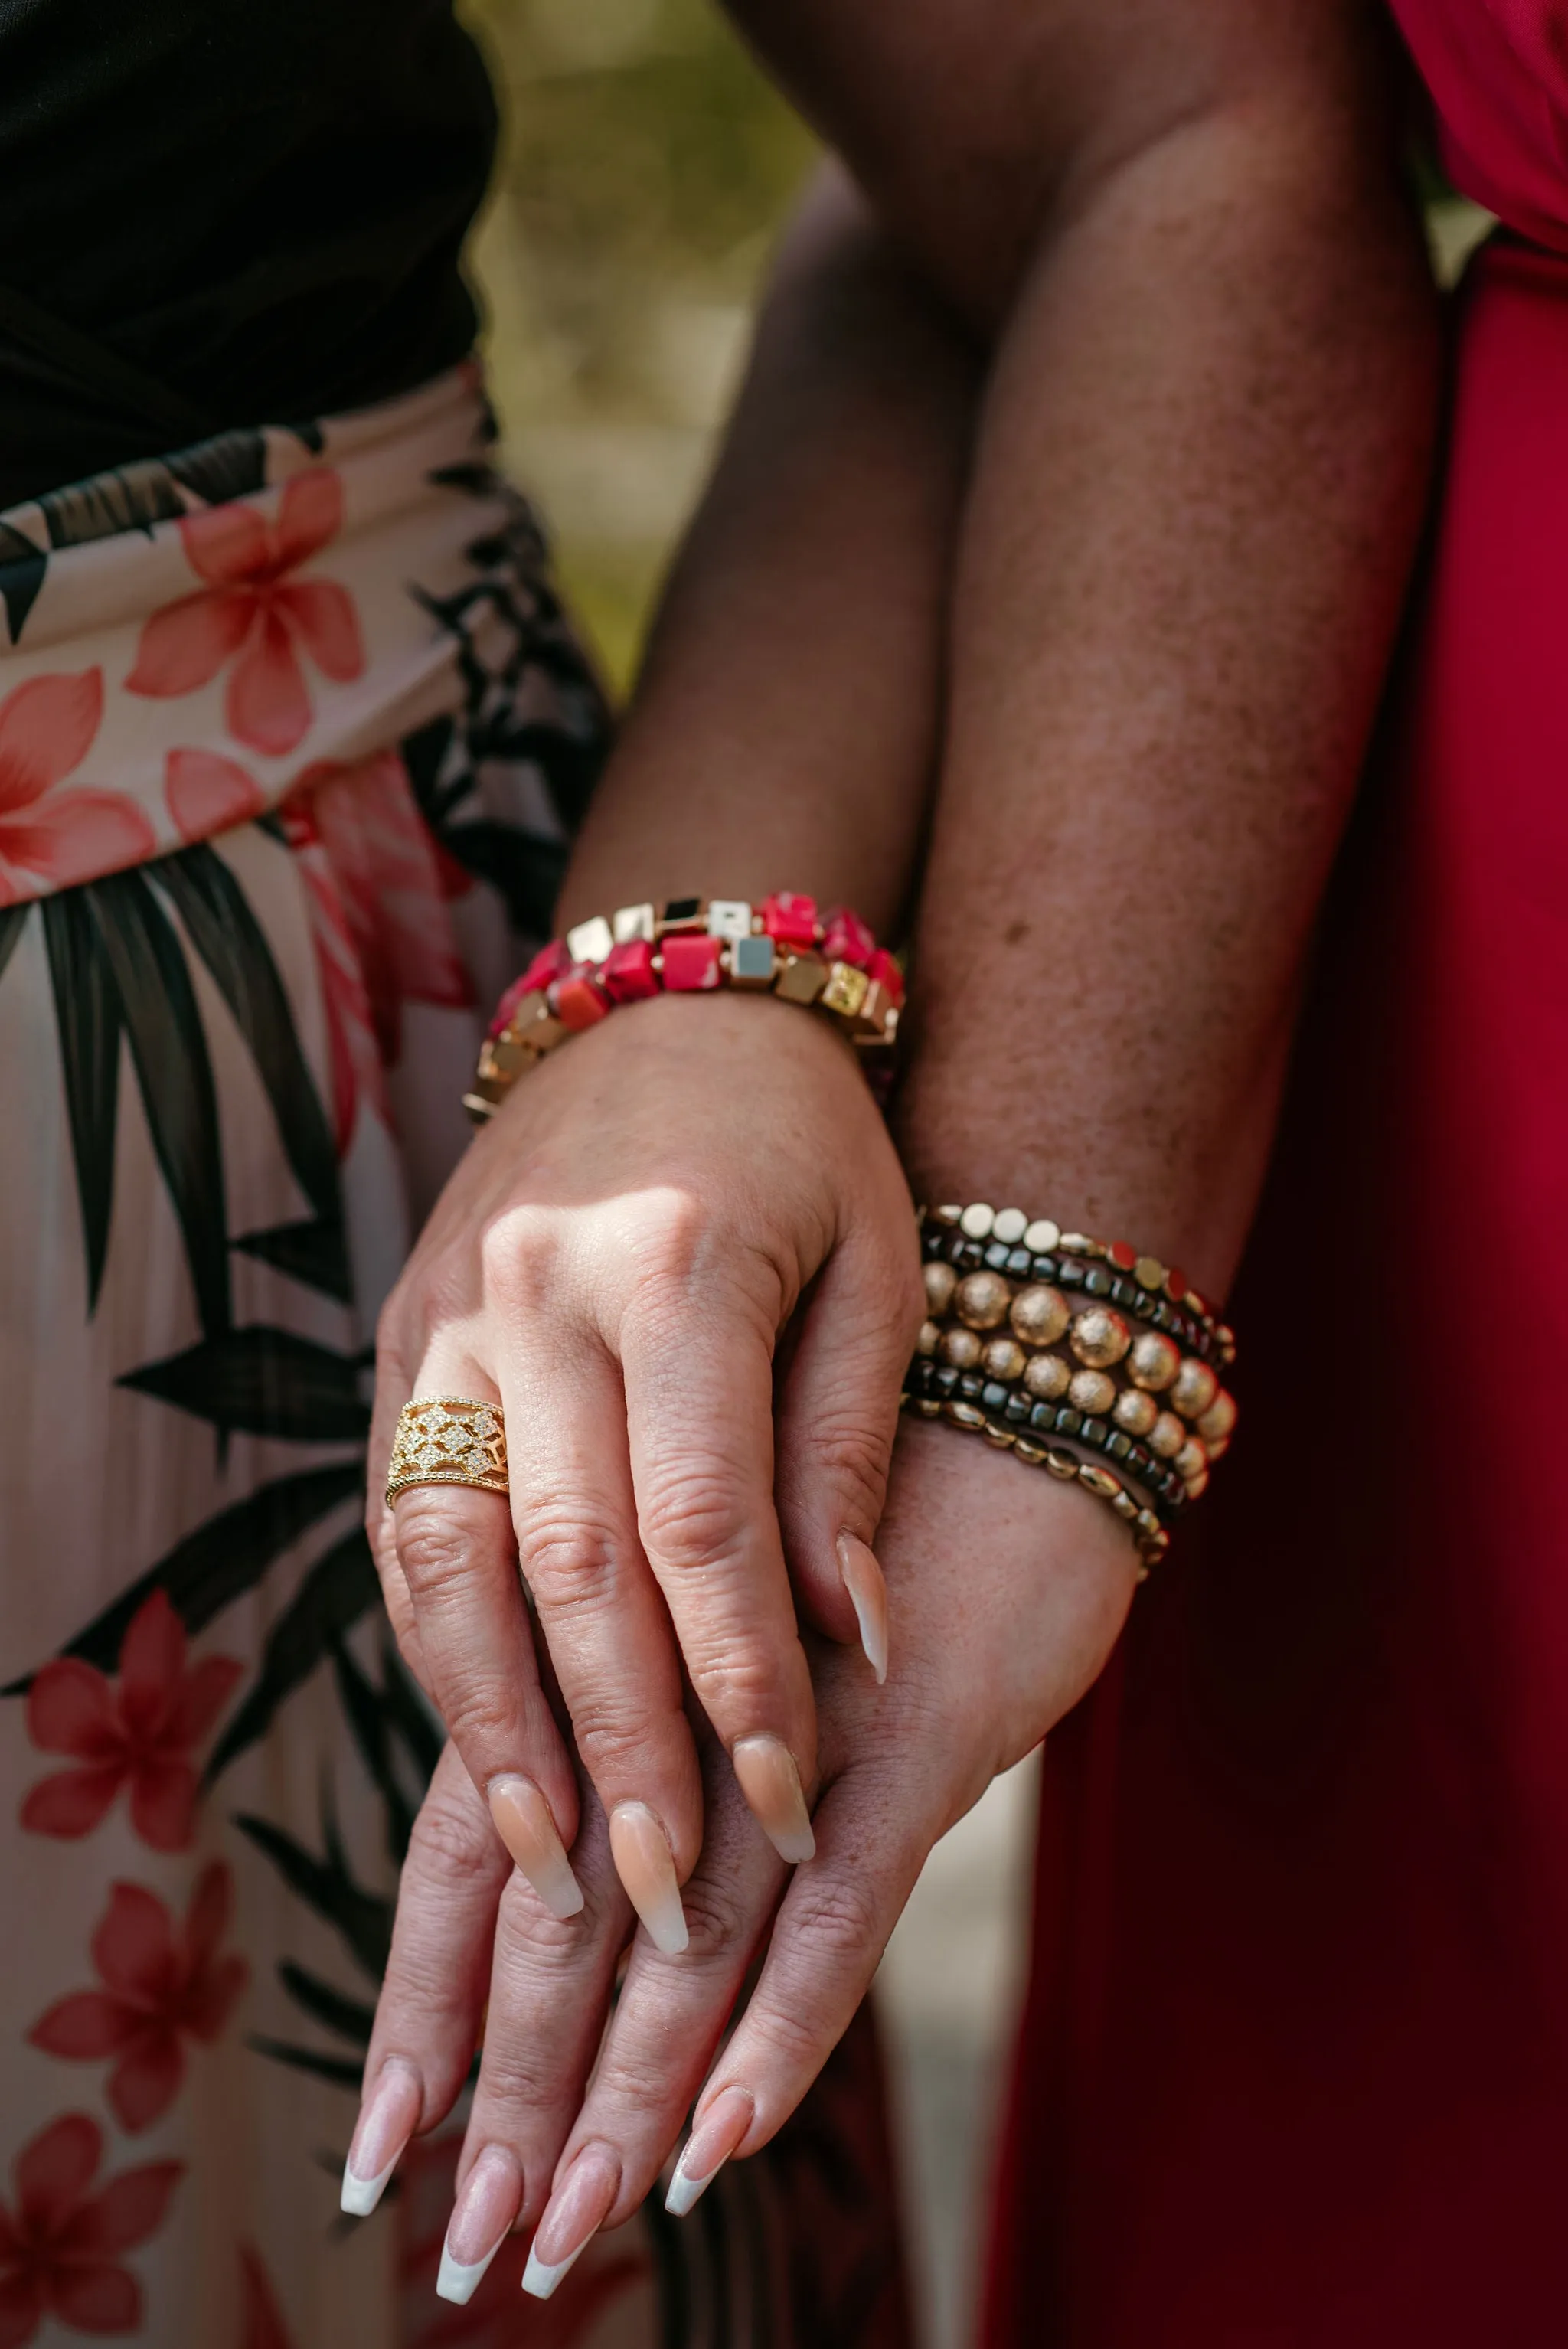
xmin=461 ymin=0 xmax=816 ymax=692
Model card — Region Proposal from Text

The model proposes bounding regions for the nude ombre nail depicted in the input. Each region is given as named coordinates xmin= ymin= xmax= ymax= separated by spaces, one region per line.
xmin=665 ymin=2086 xmax=753 ymax=2217
xmin=836 ymin=1531 xmax=889 ymax=1685
xmin=436 ymin=2145 xmax=522 ymax=2304
xmin=608 ymin=1802 xmax=688 ymax=1954
xmin=488 ymin=1776 xmax=584 ymax=1919
xmin=731 ymin=1734 xmax=815 ymax=1864
xmin=341 ymin=2062 xmax=420 ymax=2216
xmin=522 ymin=2147 xmax=619 ymax=2300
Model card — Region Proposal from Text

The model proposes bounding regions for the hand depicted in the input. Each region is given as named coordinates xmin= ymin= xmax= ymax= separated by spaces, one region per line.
xmin=343 ymin=1416 xmax=1136 ymax=2294
xmin=367 ymin=990 xmax=921 ymax=1946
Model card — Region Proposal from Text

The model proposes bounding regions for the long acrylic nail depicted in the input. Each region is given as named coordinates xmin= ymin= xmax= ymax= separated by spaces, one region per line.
xmin=731 ymin=1734 xmax=815 ymax=1864
xmin=341 ymin=2061 xmax=421 ymax=2216
xmin=488 ymin=1776 xmax=584 ymax=1919
xmin=836 ymin=1532 xmax=889 ymax=1685
xmin=665 ymin=2086 xmax=753 ymax=2217
xmin=436 ymin=2145 xmax=523 ymax=2304
xmin=522 ymin=2146 xmax=619 ymax=2300
xmin=608 ymin=1802 xmax=688 ymax=1955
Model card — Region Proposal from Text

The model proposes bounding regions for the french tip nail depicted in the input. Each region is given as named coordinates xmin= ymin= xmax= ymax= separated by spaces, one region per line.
xmin=522 ymin=2237 xmax=589 ymax=2301
xmin=837 ymin=1531 xmax=890 ymax=1685
xmin=664 ymin=2167 xmax=710 ymax=2218
xmin=436 ymin=2243 xmax=501 ymax=2305
xmin=488 ymin=1776 xmax=585 ymax=1919
xmin=340 ymin=2157 xmax=397 ymax=2218
xmin=665 ymin=2087 xmax=753 ymax=2217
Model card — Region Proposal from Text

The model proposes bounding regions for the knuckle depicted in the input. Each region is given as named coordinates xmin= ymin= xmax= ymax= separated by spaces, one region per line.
xmin=785 ymin=1872 xmax=884 ymax=1968
xmin=807 ymin=1415 xmax=892 ymax=1509
xmin=442 ymin=1679 xmax=526 ymax=1756
xmin=512 ymin=1501 xmax=619 ymax=1600
xmin=675 ymin=1870 xmax=761 ymax=1965
xmin=637 ymin=1473 xmax=751 ymax=1578
xmin=405 ymin=1784 xmax=501 ymax=1889
xmin=478 ymin=1208 xmax=554 ymax=1315
xmin=394 ymin=1499 xmax=488 ymax=1599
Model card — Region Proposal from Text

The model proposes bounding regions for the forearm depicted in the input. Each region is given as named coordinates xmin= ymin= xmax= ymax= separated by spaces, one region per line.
xmin=893 ymin=70 xmax=1437 ymax=1292
xmin=557 ymin=169 xmax=976 ymax=940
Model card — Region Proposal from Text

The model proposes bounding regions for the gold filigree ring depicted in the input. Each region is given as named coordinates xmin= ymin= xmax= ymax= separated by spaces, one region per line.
xmin=387 ymin=1397 xmax=508 ymax=1506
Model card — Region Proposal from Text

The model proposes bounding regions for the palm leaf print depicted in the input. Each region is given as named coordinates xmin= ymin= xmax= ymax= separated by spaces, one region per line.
xmin=0 ymin=900 xmax=30 ymax=983
xmin=41 ymin=888 xmax=124 ymax=1313
xmin=204 ymin=1530 xmax=381 ymax=1783
xmin=118 ymin=1325 xmax=370 ymax=1441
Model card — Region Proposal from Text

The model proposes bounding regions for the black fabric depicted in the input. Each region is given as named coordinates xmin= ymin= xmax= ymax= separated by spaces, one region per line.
xmin=0 ymin=0 xmax=497 ymax=507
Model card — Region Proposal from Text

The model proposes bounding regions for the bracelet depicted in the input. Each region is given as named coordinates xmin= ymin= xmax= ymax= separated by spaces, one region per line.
xmin=905 ymin=1202 xmax=1240 ymax=1570
xmin=465 ymin=892 xmax=903 ymax=1122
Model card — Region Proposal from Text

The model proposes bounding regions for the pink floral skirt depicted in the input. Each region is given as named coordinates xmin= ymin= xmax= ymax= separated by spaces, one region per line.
xmin=0 ymin=371 xmax=908 ymax=2348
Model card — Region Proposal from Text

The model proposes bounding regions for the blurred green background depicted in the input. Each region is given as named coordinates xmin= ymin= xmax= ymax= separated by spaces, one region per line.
xmin=462 ymin=0 xmax=816 ymax=694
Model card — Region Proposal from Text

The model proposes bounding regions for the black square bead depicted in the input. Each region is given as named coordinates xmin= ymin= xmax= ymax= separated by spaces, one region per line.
xmin=934 ymin=1366 xmax=959 ymax=1395
xmin=1081 ymin=1416 xmax=1108 ymax=1446
xmin=923 ymin=1229 xmax=946 ymax=1259
xmin=1152 ymin=1301 xmax=1174 ymax=1330
xmin=1031 ymin=1253 xmax=1059 ymax=1281
xmin=1106 ymin=1430 xmax=1132 ymax=1461
xmin=1132 ymin=1288 xmax=1155 ymax=1318
xmin=1007 ymin=1247 xmax=1033 ymax=1276
xmin=1055 ymin=1406 xmax=1083 ymax=1436
xmin=984 ymin=1241 xmax=1012 ymax=1271
xmin=1058 ymin=1260 xmax=1086 ymax=1289
xmin=662 ymin=896 xmax=703 ymax=923
xmin=959 ymin=1240 xmax=985 ymax=1269
xmin=1004 ymin=1393 xmax=1029 ymax=1423
xmin=1030 ymin=1402 xmax=1056 ymax=1432
xmin=1128 ymin=1444 xmax=1152 ymax=1476
xmin=1109 ymin=1277 xmax=1136 ymax=1308
xmin=982 ymin=1380 xmax=1011 ymax=1411
xmin=946 ymin=1233 xmax=969 ymax=1264
xmin=1084 ymin=1266 xmax=1112 ymax=1297
xmin=959 ymin=1372 xmax=984 ymax=1400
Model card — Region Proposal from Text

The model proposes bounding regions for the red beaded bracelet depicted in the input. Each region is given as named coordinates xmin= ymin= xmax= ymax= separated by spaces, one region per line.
xmin=465 ymin=892 xmax=903 ymax=1122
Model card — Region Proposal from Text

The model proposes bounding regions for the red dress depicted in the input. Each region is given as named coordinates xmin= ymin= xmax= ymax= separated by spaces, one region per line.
xmin=985 ymin=8 xmax=1568 ymax=2340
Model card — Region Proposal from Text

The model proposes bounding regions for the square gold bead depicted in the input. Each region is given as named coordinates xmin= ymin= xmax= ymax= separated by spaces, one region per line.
xmin=851 ymin=978 xmax=894 ymax=1037
xmin=488 ymin=1037 xmax=534 ymax=1080
xmin=821 ymin=962 xmax=870 ymax=1018
xmin=775 ymin=950 xmax=828 ymax=1005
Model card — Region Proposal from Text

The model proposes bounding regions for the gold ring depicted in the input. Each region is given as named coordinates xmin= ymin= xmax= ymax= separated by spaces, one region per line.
xmin=386 ymin=1397 xmax=508 ymax=1505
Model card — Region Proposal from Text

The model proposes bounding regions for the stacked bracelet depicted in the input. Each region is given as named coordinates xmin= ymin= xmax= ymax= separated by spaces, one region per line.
xmin=903 ymin=1203 xmax=1240 ymax=1572
xmin=466 ymin=892 xmax=902 ymax=1122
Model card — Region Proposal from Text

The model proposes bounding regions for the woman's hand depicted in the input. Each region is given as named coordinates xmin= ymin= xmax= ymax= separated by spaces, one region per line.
xmin=366 ymin=988 xmax=921 ymax=1946
xmin=344 ymin=1416 xmax=1135 ymax=2291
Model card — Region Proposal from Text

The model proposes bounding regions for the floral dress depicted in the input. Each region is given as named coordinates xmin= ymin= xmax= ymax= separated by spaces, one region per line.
xmin=0 ymin=369 xmax=907 ymax=2349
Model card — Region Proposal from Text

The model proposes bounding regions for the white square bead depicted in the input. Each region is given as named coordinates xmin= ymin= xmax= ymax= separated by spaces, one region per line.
xmin=706 ymin=899 xmax=753 ymax=939
xmin=612 ymin=903 xmax=655 ymax=943
xmin=566 ymin=914 xmax=613 ymax=964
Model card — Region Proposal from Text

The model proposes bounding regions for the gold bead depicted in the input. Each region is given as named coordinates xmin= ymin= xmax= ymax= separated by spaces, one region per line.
xmin=933 ymin=1204 xmax=964 ymax=1225
xmin=1134 ymin=1254 xmax=1165 ymax=1292
xmin=1014 ymin=1437 xmax=1048 ymax=1465
xmin=1195 ymin=1389 xmax=1237 ymax=1445
xmin=1069 ymin=1307 xmax=1132 ymax=1369
xmin=946 ymin=1400 xmax=986 ymax=1429
xmin=775 ymin=951 xmax=828 ymax=1005
xmin=982 ymin=1336 xmax=1027 ymax=1383
xmin=821 ymin=962 xmax=870 ymax=1018
xmin=1170 ymin=1357 xmax=1219 ymax=1421
xmin=1044 ymin=1449 xmax=1080 ymax=1480
xmin=1174 ymin=1437 xmax=1209 ymax=1483
xmin=956 ymin=1271 xmax=1011 ymax=1330
xmin=1135 ymin=1508 xmax=1162 ymax=1542
xmin=1184 ymin=1467 xmax=1210 ymax=1500
xmin=1111 ymin=1488 xmax=1139 ymax=1521
xmin=1057 ymin=1231 xmax=1095 ymax=1256
xmin=1077 ymin=1463 xmax=1120 ymax=1500
xmin=1068 ymin=1367 xmax=1116 ymax=1416
xmin=985 ymin=1425 xmax=1017 ymax=1447
xmin=940 ymin=1326 xmax=982 ymax=1369
xmin=923 ymin=1260 xmax=958 ymax=1315
xmin=1127 ymin=1331 xmax=1181 ymax=1392
xmin=1148 ymin=1410 xmax=1186 ymax=1459
xmin=916 ymin=1320 xmax=941 ymax=1358
xmin=1023 ymin=1351 xmax=1071 ymax=1400
xmin=1207 ymin=1434 xmax=1231 ymax=1461
xmin=1010 ymin=1284 xmax=1069 ymax=1345
xmin=915 ymin=1398 xmax=942 ymax=1418
xmin=1112 ymin=1387 xmax=1158 ymax=1437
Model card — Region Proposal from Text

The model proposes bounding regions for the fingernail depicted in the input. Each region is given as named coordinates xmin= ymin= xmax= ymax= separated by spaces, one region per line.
xmin=836 ymin=1531 xmax=889 ymax=1685
xmin=341 ymin=2061 xmax=420 ymax=2216
xmin=731 ymin=1734 xmax=815 ymax=1865
xmin=608 ymin=1802 xmax=688 ymax=1955
xmin=665 ymin=2086 xmax=753 ymax=2217
xmin=437 ymin=2145 xmax=522 ymax=2304
xmin=522 ymin=2145 xmax=619 ymax=2300
xmin=488 ymin=1776 xmax=584 ymax=1919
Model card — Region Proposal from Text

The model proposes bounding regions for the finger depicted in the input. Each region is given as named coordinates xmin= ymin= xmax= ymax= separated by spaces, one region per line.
xmin=521 ymin=1739 xmax=786 ymax=2292
xmin=342 ymin=1743 xmax=510 ymax=2217
xmin=620 ymin=1295 xmax=820 ymax=1866
xmin=367 ymin=1300 xmax=427 ymax=1687
xmin=773 ymin=1220 xmax=924 ymax=1678
xmin=443 ymin=1785 xmax=632 ymax=2305
xmin=498 ymin=1333 xmax=704 ymax=1944
xmin=391 ymin=1355 xmax=583 ymax=1909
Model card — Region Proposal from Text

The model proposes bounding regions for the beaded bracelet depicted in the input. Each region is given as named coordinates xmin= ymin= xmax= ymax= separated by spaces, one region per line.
xmin=906 ymin=1204 xmax=1239 ymax=1569
xmin=466 ymin=893 xmax=902 ymax=1122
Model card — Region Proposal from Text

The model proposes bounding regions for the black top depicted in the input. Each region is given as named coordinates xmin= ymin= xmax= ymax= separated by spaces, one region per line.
xmin=0 ymin=0 xmax=497 ymax=507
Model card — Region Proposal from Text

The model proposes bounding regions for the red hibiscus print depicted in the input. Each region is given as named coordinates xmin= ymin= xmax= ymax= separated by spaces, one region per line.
xmin=21 ymin=1589 xmax=241 ymax=1851
xmin=164 ymin=747 xmax=267 ymax=844
xmin=29 ymin=1866 xmax=247 ymax=2135
xmin=126 ymin=471 xmax=364 ymax=756
xmin=0 ymin=668 xmax=155 ymax=904
xmin=282 ymin=751 xmax=473 ymax=1152
xmin=0 ymin=2112 xmax=181 ymax=2348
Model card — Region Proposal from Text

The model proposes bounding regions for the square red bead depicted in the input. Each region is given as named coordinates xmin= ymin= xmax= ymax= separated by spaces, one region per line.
xmin=518 ymin=939 xmax=572 ymax=998
xmin=760 ymin=891 xmax=818 ymax=948
xmin=602 ymin=938 xmax=660 ymax=1002
xmin=662 ymin=933 xmax=724 ymax=990
xmin=552 ymin=965 xmax=610 ymax=1031
xmin=864 ymin=948 xmax=904 ymax=1008
xmin=488 ymin=974 xmax=531 ymax=1039
xmin=820 ymin=906 xmax=876 ymax=968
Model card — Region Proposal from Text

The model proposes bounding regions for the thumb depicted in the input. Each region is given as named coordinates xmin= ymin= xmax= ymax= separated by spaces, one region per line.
xmin=773 ymin=1225 xmax=923 ymax=1682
